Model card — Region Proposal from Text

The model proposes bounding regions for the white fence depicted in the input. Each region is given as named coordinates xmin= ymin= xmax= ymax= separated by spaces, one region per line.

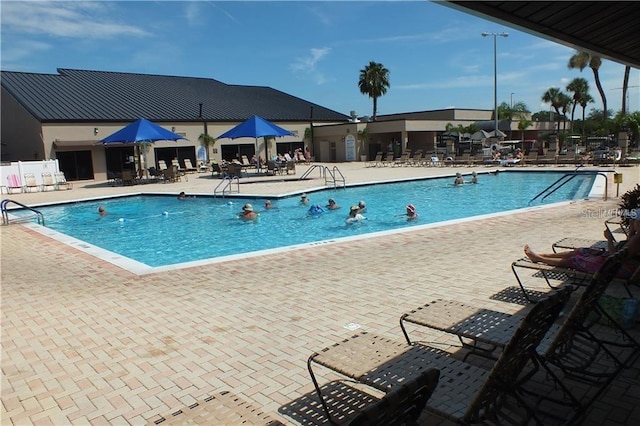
xmin=1 ymin=160 xmax=60 ymax=189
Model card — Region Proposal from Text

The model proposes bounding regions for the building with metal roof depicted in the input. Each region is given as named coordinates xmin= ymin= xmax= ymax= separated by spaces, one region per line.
xmin=1 ymin=68 xmax=350 ymax=181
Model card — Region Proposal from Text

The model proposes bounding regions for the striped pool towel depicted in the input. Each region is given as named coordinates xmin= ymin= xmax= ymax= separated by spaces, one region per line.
xmin=6 ymin=174 xmax=22 ymax=192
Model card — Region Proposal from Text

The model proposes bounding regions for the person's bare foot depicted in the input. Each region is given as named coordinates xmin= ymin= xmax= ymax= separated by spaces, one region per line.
xmin=524 ymin=244 xmax=543 ymax=262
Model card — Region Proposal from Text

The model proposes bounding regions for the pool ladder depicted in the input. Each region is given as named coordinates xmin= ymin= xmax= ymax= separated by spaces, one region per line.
xmin=528 ymin=169 xmax=608 ymax=205
xmin=1 ymin=199 xmax=45 ymax=226
xmin=299 ymin=165 xmax=346 ymax=189
xmin=213 ymin=176 xmax=240 ymax=197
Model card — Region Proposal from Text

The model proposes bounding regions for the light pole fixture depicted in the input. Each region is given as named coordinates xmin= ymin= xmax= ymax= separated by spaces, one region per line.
xmin=482 ymin=31 xmax=509 ymax=138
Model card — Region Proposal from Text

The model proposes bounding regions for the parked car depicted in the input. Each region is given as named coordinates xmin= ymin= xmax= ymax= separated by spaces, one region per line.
xmin=593 ymin=146 xmax=610 ymax=159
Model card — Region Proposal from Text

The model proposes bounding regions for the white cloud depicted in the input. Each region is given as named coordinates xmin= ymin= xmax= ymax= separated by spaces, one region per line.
xmin=290 ymin=47 xmax=333 ymax=86
xmin=1 ymin=40 xmax=52 ymax=70
xmin=291 ymin=47 xmax=331 ymax=73
xmin=1 ymin=1 xmax=149 ymax=39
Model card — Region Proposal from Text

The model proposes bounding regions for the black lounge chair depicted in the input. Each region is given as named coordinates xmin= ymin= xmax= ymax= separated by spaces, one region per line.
xmin=308 ymin=288 xmax=570 ymax=424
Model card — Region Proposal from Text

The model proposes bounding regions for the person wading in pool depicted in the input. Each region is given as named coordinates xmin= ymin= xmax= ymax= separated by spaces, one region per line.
xmin=239 ymin=203 xmax=258 ymax=220
xmin=346 ymin=205 xmax=366 ymax=224
xmin=398 ymin=204 xmax=418 ymax=220
xmin=326 ymin=198 xmax=340 ymax=210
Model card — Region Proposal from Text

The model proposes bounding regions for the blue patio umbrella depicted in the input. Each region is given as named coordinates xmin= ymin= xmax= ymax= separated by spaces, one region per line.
xmin=100 ymin=118 xmax=186 ymax=144
xmin=100 ymin=118 xmax=186 ymax=176
xmin=217 ymin=115 xmax=295 ymax=171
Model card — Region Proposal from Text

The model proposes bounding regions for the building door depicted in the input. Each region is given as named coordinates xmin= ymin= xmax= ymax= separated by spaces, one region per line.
xmin=55 ymin=150 xmax=94 ymax=180
xmin=105 ymin=146 xmax=135 ymax=174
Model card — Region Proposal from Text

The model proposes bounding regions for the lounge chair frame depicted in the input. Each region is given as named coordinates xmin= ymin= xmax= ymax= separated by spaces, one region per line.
xmin=147 ymin=390 xmax=283 ymax=425
xmin=399 ymin=252 xmax=639 ymax=424
xmin=308 ymin=289 xmax=570 ymax=425
xmin=511 ymin=256 xmax=638 ymax=302
xmin=54 ymin=172 xmax=73 ymax=190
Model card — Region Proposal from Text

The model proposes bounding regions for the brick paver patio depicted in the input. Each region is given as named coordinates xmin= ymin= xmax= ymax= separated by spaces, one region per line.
xmin=2 ymin=163 xmax=639 ymax=425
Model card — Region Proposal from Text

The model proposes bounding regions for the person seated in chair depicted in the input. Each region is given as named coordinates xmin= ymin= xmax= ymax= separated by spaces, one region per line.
xmin=523 ymin=212 xmax=640 ymax=280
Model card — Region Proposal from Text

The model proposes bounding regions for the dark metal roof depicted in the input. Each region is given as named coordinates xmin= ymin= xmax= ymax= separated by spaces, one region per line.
xmin=443 ymin=1 xmax=640 ymax=68
xmin=0 ymin=68 xmax=349 ymax=123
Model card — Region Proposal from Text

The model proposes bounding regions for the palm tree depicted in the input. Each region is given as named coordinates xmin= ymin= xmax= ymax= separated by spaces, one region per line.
xmin=542 ymin=87 xmax=563 ymax=132
xmin=578 ymin=93 xmax=595 ymax=141
xmin=566 ymin=77 xmax=589 ymax=135
xmin=358 ymin=61 xmax=390 ymax=121
xmin=622 ymin=65 xmax=631 ymax=115
xmin=198 ymin=133 xmax=216 ymax=163
xmin=498 ymin=101 xmax=529 ymax=139
xmin=558 ymin=92 xmax=573 ymax=134
xmin=568 ymin=51 xmax=607 ymax=121
xmin=518 ymin=118 xmax=533 ymax=151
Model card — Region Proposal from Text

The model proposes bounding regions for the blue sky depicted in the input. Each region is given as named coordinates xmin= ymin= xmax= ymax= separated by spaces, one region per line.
xmin=2 ymin=1 xmax=639 ymax=118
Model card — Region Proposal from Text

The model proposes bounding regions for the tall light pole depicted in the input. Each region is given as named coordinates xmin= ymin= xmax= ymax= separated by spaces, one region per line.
xmin=510 ymin=92 xmax=515 ymax=140
xmin=482 ymin=32 xmax=508 ymax=139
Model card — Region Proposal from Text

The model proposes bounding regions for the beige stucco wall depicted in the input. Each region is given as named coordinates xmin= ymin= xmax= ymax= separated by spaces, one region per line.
xmin=40 ymin=121 xmax=320 ymax=180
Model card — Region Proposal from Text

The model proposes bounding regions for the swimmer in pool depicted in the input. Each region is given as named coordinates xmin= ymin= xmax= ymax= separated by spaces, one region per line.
xmin=346 ymin=205 xmax=365 ymax=224
xmin=239 ymin=203 xmax=258 ymax=220
xmin=326 ymin=198 xmax=340 ymax=210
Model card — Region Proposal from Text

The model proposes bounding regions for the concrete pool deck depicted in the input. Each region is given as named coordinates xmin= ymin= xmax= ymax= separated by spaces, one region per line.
xmin=2 ymin=162 xmax=639 ymax=425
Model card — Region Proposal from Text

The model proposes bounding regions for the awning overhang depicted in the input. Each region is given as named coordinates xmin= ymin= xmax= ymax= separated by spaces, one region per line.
xmin=53 ymin=140 xmax=102 ymax=148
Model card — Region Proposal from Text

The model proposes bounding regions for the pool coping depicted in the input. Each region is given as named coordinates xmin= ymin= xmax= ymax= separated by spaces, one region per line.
xmin=12 ymin=166 xmax=603 ymax=275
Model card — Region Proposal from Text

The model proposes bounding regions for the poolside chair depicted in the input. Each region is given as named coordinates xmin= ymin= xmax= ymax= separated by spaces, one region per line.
xmin=537 ymin=150 xmax=558 ymax=166
xmin=211 ymin=163 xmax=223 ymax=178
xmin=4 ymin=174 xmax=23 ymax=194
xmin=225 ymin=163 xmax=243 ymax=178
xmin=344 ymin=368 xmax=440 ymax=425
xmin=54 ymin=172 xmax=73 ymax=190
xmin=366 ymin=152 xmax=383 ymax=168
xmin=107 ymin=171 xmax=121 ymax=186
xmin=183 ymin=158 xmax=197 ymax=173
xmin=285 ymin=160 xmax=296 ymax=175
xmin=240 ymin=155 xmax=254 ymax=170
xmin=23 ymin=173 xmax=39 ymax=192
xmin=380 ymin=152 xmax=394 ymax=167
xmin=428 ymin=155 xmax=442 ymax=167
xmin=171 ymin=159 xmax=185 ymax=176
xmin=399 ymin=252 xmax=635 ymax=424
xmin=453 ymin=152 xmax=472 ymax=166
xmin=146 ymin=391 xmax=284 ymax=425
xmin=40 ymin=172 xmax=57 ymax=191
xmin=511 ymin=254 xmax=639 ymax=302
xmin=158 ymin=160 xmax=168 ymax=171
xmin=197 ymin=160 xmax=210 ymax=173
xmin=551 ymin=217 xmax=629 ymax=253
xmin=120 ymin=170 xmax=135 ymax=186
xmin=308 ymin=288 xmax=570 ymax=425
xmin=409 ymin=150 xmax=423 ymax=167
xmin=392 ymin=150 xmax=411 ymax=167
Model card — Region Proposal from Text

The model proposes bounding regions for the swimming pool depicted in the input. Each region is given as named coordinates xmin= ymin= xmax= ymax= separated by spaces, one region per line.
xmin=14 ymin=171 xmax=598 ymax=272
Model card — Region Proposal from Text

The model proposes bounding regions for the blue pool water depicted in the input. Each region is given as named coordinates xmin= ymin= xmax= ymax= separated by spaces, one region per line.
xmin=17 ymin=171 xmax=595 ymax=268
